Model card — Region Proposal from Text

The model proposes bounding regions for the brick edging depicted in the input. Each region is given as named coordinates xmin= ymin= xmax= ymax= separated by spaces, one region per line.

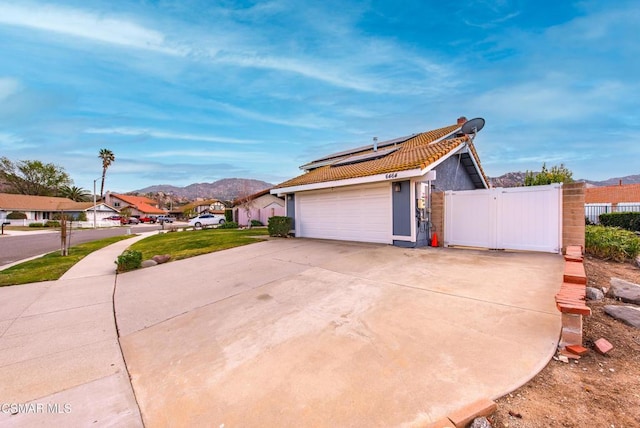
xmin=557 ymin=245 xmax=590 ymax=348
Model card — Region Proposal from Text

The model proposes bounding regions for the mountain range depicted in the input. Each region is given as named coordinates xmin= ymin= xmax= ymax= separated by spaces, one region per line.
xmin=129 ymin=173 xmax=640 ymax=202
xmin=489 ymin=173 xmax=640 ymax=188
xmin=132 ymin=178 xmax=273 ymax=201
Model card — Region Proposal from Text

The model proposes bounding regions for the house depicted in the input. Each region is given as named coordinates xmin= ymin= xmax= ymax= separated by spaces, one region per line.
xmin=271 ymin=117 xmax=489 ymax=247
xmin=181 ymin=199 xmax=227 ymax=217
xmin=584 ymin=182 xmax=640 ymax=223
xmin=104 ymin=193 xmax=166 ymax=217
xmin=233 ymin=189 xmax=285 ymax=226
xmin=0 ymin=193 xmax=118 ymax=223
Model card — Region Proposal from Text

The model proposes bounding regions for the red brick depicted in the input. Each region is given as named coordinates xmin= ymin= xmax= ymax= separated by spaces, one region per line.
xmin=427 ymin=417 xmax=456 ymax=428
xmin=566 ymin=245 xmax=583 ymax=254
xmin=561 ymin=329 xmax=583 ymax=347
xmin=558 ymin=303 xmax=592 ymax=316
xmin=563 ymin=262 xmax=587 ymax=284
xmin=566 ymin=344 xmax=589 ymax=356
xmin=562 ymin=313 xmax=583 ymax=331
xmin=594 ymin=338 xmax=614 ymax=355
xmin=447 ymin=398 xmax=497 ymax=428
xmin=560 ymin=349 xmax=581 ymax=359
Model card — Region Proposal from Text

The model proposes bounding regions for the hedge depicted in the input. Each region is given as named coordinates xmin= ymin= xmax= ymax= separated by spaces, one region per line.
xmin=599 ymin=212 xmax=640 ymax=232
xmin=585 ymin=225 xmax=640 ymax=262
xmin=268 ymin=216 xmax=292 ymax=237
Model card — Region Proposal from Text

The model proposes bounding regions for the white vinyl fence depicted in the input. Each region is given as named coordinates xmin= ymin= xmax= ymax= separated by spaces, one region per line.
xmin=444 ymin=184 xmax=562 ymax=253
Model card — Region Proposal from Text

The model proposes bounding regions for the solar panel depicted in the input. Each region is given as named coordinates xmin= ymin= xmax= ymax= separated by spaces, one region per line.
xmin=332 ymin=146 xmax=399 ymax=167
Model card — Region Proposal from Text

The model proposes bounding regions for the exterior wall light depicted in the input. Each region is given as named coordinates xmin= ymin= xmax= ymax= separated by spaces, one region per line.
xmin=394 ymin=183 xmax=401 ymax=192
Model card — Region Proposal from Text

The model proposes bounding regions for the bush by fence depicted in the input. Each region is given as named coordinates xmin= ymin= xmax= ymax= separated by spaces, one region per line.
xmin=585 ymin=225 xmax=640 ymax=262
xmin=268 ymin=216 xmax=292 ymax=237
xmin=599 ymin=212 xmax=640 ymax=232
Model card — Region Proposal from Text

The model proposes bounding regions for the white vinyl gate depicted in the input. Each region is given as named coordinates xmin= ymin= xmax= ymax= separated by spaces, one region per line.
xmin=444 ymin=184 xmax=562 ymax=253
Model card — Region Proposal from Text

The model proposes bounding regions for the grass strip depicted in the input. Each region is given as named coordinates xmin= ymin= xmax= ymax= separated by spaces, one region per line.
xmin=129 ymin=227 xmax=270 ymax=262
xmin=0 ymin=235 xmax=134 ymax=287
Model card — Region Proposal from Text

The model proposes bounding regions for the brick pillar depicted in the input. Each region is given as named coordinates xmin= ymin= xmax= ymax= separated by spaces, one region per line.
xmin=562 ymin=182 xmax=585 ymax=253
xmin=430 ymin=192 xmax=444 ymax=247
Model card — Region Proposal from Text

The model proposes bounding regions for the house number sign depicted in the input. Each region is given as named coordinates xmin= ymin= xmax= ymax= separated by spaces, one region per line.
xmin=385 ymin=173 xmax=398 ymax=179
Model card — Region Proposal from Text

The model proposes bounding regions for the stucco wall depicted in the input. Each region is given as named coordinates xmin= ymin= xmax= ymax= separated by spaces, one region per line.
xmin=433 ymin=155 xmax=475 ymax=191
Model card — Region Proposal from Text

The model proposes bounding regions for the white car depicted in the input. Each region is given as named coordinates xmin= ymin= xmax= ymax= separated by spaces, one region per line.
xmin=188 ymin=214 xmax=226 ymax=227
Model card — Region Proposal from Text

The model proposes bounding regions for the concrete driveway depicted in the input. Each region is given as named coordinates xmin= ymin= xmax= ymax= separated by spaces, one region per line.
xmin=115 ymin=239 xmax=563 ymax=427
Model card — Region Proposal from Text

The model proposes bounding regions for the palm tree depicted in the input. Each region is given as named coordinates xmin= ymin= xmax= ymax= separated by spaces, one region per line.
xmin=98 ymin=149 xmax=115 ymax=198
xmin=59 ymin=185 xmax=91 ymax=202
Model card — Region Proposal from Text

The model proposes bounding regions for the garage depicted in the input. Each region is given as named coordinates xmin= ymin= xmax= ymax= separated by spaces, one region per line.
xmin=296 ymin=184 xmax=391 ymax=244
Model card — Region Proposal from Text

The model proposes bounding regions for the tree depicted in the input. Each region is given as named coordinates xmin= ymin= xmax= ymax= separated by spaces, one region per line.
xmin=59 ymin=185 xmax=91 ymax=202
xmin=524 ymin=163 xmax=573 ymax=186
xmin=98 ymin=148 xmax=115 ymax=198
xmin=0 ymin=157 xmax=71 ymax=196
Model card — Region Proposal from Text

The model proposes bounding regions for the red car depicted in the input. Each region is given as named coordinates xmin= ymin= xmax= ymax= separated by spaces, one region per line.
xmin=138 ymin=216 xmax=157 ymax=223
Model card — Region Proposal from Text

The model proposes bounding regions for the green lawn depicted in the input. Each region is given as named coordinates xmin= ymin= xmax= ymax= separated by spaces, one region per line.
xmin=0 ymin=235 xmax=134 ymax=287
xmin=129 ymin=227 xmax=270 ymax=261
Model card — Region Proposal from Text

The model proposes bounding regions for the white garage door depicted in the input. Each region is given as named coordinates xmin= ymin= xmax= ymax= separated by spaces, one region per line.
xmin=296 ymin=184 xmax=391 ymax=244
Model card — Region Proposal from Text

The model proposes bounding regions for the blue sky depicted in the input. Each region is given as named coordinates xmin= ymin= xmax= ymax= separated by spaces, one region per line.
xmin=1 ymin=0 xmax=638 ymax=193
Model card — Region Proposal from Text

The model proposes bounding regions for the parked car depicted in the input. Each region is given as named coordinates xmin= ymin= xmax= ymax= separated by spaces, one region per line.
xmin=156 ymin=215 xmax=175 ymax=223
xmin=105 ymin=215 xmax=123 ymax=222
xmin=138 ymin=216 xmax=156 ymax=223
xmin=188 ymin=213 xmax=226 ymax=227
xmin=122 ymin=217 xmax=140 ymax=225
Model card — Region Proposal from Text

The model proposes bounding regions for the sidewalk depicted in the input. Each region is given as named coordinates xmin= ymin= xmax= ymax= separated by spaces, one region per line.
xmin=0 ymin=232 xmax=155 ymax=427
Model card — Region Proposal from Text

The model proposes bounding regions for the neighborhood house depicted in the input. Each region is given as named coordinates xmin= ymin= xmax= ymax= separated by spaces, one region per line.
xmin=103 ymin=193 xmax=166 ymax=218
xmin=271 ymin=117 xmax=488 ymax=247
xmin=233 ymin=189 xmax=285 ymax=226
xmin=0 ymin=193 xmax=118 ymax=223
xmin=584 ymin=182 xmax=640 ymax=224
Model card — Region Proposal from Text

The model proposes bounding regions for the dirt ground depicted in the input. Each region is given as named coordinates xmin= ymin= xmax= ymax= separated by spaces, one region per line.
xmin=490 ymin=256 xmax=640 ymax=428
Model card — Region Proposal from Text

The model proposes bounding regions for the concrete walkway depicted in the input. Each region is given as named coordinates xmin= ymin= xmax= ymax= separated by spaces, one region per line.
xmin=0 ymin=236 xmax=564 ymax=427
xmin=0 ymin=233 xmax=154 ymax=427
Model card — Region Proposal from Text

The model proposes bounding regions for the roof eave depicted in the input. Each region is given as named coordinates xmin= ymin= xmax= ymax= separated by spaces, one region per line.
xmin=271 ymin=168 xmax=423 ymax=195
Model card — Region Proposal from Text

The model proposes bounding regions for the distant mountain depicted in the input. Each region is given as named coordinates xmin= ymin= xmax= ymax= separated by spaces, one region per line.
xmin=583 ymin=174 xmax=640 ymax=187
xmin=132 ymin=178 xmax=274 ymax=201
xmin=489 ymin=172 xmax=640 ymax=188
xmin=489 ymin=172 xmax=528 ymax=188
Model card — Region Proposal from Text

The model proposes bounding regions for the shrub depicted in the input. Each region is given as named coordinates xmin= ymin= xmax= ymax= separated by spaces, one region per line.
xmin=115 ymin=250 xmax=143 ymax=273
xmin=7 ymin=211 xmax=27 ymax=219
xmin=585 ymin=225 xmax=640 ymax=262
xmin=225 ymin=208 xmax=234 ymax=223
xmin=599 ymin=212 xmax=640 ymax=232
xmin=77 ymin=211 xmax=87 ymax=221
xmin=29 ymin=222 xmax=44 ymax=228
xmin=44 ymin=220 xmax=61 ymax=228
xmin=268 ymin=216 xmax=292 ymax=237
xmin=218 ymin=221 xmax=238 ymax=229
xmin=250 ymin=220 xmax=263 ymax=227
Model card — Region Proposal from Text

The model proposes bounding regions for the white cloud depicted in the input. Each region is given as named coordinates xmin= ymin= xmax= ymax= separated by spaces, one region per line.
xmin=84 ymin=127 xmax=258 ymax=144
xmin=0 ymin=77 xmax=21 ymax=101
xmin=0 ymin=3 xmax=184 ymax=55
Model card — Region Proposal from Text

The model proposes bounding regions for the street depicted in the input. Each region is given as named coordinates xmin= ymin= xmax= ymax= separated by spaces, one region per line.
xmin=0 ymin=224 xmax=164 ymax=266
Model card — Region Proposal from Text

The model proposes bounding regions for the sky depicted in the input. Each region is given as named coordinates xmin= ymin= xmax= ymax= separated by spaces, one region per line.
xmin=1 ymin=0 xmax=639 ymax=193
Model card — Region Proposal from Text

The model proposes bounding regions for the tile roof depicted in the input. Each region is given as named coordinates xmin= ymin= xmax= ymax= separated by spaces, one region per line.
xmin=111 ymin=194 xmax=166 ymax=214
xmin=585 ymin=183 xmax=640 ymax=204
xmin=0 ymin=193 xmax=92 ymax=211
xmin=274 ymin=123 xmax=488 ymax=189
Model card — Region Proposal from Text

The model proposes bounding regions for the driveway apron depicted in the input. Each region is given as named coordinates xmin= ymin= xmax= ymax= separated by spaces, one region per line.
xmin=115 ymin=239 xmax=562 ymax=427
